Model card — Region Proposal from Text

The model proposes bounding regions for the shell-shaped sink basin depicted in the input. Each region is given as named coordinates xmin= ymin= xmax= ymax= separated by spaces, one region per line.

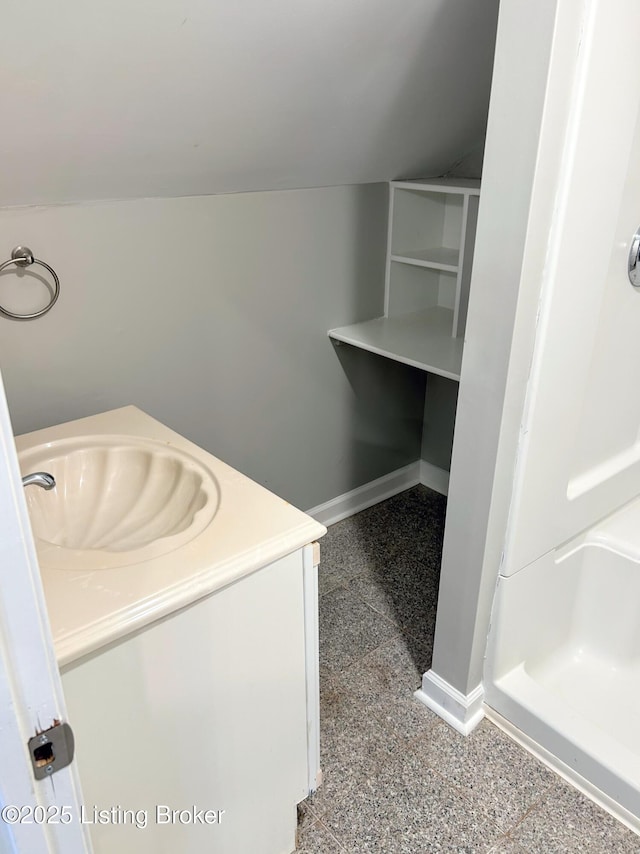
xmin=19 ymin=435 xmax=220 ymax=570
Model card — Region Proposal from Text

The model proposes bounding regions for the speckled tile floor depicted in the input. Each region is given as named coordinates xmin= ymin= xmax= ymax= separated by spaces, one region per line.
xmin=296 ymin=486 xmax=640 ymax=853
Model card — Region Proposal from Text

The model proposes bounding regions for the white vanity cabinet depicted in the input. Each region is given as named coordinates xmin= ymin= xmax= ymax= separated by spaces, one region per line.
xmin=61 ymin=545 xmax=318 ymax=854
xmin=329 ymin=178 xmax=480 ymax=381
xmin=16 ymin=407 xmax=326 ymax=854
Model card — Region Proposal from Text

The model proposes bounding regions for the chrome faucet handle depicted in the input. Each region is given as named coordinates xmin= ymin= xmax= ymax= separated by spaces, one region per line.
xmin=22 ymin=472 xmax=56 ymax=490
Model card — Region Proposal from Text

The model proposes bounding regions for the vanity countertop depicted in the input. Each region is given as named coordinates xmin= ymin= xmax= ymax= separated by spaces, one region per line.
xmin=16 ymin=406 xmax=326 ymax=667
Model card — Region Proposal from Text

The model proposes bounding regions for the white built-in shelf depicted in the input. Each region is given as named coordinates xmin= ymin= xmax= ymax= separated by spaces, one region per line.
xmin=392 ymin=177 xmax=481 ymax=194
xmin=328 ymin=178 xmax=480 ymax=382
xmin=391 ymin=247 xmax=459 ymax=272
xmin=328 ymin=307 xmax=463 ymax=381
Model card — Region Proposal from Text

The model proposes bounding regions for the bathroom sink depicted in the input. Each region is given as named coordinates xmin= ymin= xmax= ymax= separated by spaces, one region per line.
xmin=19 ymin=435 xmax=220 ymax=570
xmin=14 ymin=405 xmax=326 ymax=668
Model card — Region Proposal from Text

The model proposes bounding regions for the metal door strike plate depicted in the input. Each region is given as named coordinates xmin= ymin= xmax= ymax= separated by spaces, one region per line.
xmin=28 ymin=722 xmax=75 ymax=780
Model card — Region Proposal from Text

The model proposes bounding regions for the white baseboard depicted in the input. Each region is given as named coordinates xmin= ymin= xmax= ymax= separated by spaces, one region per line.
xmin=306 ymin=460 xmax=449 ymax=527
xmin=414 ymin=669 xmax=484 ymax=736
xmin=305 ymin=462 xmax=420 ymax=527
xmin=420 ymin=460 xmax=450 ymax=496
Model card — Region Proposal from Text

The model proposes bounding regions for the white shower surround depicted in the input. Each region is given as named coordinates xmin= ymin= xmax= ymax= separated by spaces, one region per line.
xmin=479 ymin=0 xmax=640 ymax=835
xmin=485 ymin=500 xmax=640 ymax=831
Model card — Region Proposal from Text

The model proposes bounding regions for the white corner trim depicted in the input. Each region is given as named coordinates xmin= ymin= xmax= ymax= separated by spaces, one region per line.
xmin=415 ymin=669 xmax=484 ymax=736
xmin=305 ymin=462 xmax=421 ymax=526
xmin=419 ymin=460 xmax=450 ymax=496
xmin=301 ymin=544 xmax=321 ymax=795
xmin=306 ymin=460 xmax=449 ymax=527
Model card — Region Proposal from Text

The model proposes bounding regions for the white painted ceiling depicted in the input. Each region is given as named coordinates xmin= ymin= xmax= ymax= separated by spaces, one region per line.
xmin=1 ymin=0 xmax=499 ymax=206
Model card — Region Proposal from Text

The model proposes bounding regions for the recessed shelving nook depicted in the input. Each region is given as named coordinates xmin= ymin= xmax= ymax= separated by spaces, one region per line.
xmin=329 ymin=178 xmax=480 ymax=381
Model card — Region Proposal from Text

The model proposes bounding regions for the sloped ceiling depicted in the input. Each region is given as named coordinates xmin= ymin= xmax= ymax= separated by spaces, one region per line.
xmin=1 ymin=0 xmax=499 ymax=207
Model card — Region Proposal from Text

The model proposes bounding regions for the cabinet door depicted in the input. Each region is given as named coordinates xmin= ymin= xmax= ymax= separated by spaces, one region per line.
xmin=505 ymin=0 xmax=640 ymax=573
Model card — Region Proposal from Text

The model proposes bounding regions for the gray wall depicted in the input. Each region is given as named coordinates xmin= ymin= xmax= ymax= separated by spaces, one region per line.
xmin=421 ymin=375 xmax=458 ymax=472
xmin=1 ymin=0 xmax=499 ymax=206
xmin=0 ymin=184 xmax=425 ymax=510
xmin=431 ymin=0 xmax=568 ymax=695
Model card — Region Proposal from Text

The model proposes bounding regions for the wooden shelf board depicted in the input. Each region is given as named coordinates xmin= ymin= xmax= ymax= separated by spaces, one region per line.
xmin=391 ymin=247 xmax=459 ymax=272
xmin=328 ymin=307 xmax=463 ymax=381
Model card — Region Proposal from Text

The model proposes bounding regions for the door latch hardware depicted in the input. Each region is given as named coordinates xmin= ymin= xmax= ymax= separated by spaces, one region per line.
xmin=28 ymin=722 xmax=75 ymax=780
xmin=628 ymin=227 xmax=640 ymax=287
